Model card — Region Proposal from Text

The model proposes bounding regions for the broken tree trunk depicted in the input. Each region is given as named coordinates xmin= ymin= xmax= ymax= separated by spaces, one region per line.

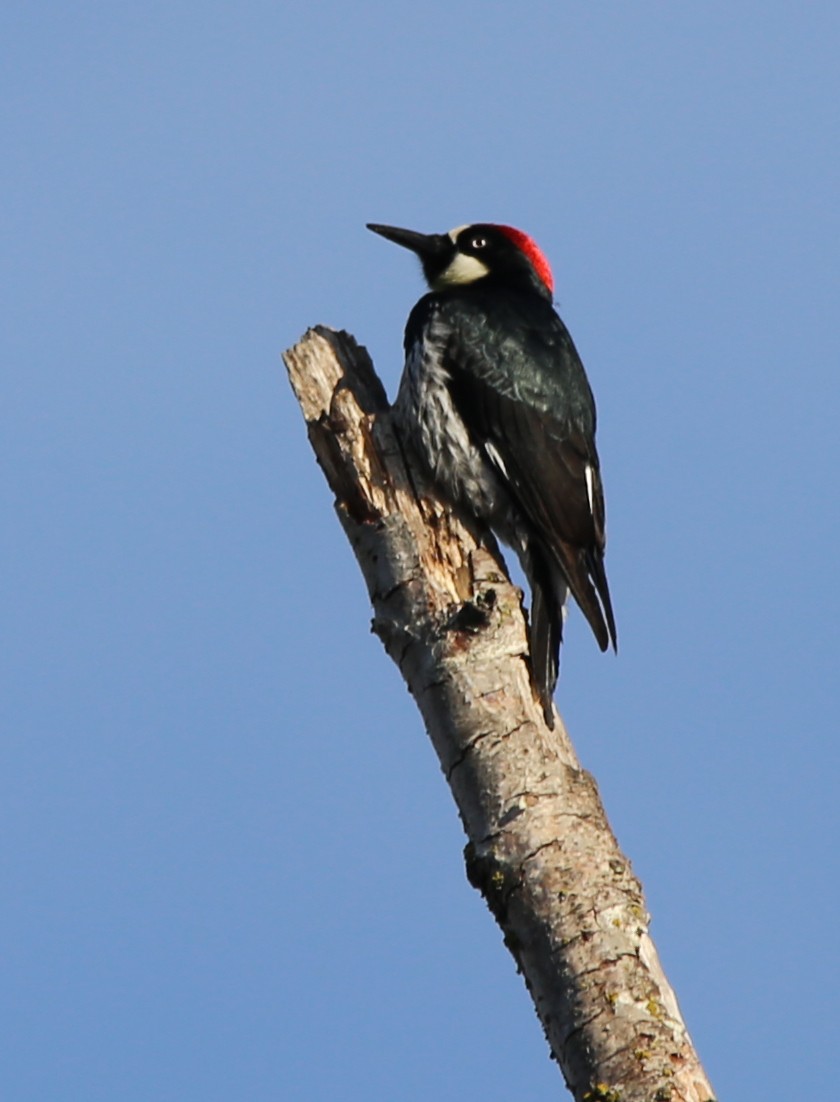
xmin=282 ymin=325 xmax=716 ymax=1102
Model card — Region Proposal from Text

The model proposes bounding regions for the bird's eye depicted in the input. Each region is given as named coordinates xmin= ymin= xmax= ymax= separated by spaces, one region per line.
xmin=471 ymin=236 xmax=486 ymax=250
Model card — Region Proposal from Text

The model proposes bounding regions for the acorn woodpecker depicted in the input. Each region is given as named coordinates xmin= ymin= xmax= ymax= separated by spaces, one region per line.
xmin=367 ymin=221 xmax=616 ymax=726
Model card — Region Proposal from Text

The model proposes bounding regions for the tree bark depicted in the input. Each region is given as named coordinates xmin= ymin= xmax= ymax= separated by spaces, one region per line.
xmin=282 ymin=326 xmax=716 ymax=1102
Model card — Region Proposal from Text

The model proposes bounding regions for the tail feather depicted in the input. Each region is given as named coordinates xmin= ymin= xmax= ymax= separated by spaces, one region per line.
xmin=587 ymin=549 xmax=618 ymax=652
xmin=526 ymin=546 xmax=563 ymax=728
xmin=554 ymin=543 xmax=616 ymax=654
xmin=522 ymin=540 xmax=616 ymax=727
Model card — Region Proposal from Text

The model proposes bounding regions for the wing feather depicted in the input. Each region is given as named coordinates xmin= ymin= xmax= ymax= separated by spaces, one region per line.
xmin=441 ymin=294 xmax=617 ymax=651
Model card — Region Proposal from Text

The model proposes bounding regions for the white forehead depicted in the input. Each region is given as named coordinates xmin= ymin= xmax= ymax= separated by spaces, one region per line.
xmin=447 ymin=224 xmax=470 ymax=243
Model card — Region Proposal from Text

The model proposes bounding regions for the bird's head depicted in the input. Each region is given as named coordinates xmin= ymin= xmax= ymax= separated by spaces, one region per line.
xmin=367 ymin=222 xmax=554 ymax=300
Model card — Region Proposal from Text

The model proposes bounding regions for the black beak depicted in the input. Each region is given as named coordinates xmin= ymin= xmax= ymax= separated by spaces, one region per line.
xmin=367 ymin=223 xmax=452 ymax=264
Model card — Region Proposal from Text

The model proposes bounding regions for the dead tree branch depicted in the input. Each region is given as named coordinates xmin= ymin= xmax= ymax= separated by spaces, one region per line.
xmin=282 ymin=326 xmax=716 ymax=1102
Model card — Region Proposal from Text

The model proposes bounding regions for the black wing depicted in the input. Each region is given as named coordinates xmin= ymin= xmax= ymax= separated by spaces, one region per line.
xmin=439 ymin=290 xmax=617 ymax=652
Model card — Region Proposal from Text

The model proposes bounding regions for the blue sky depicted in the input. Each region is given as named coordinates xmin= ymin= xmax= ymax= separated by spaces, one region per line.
xmin=3 ymin=3 xmax=839 ymax=1098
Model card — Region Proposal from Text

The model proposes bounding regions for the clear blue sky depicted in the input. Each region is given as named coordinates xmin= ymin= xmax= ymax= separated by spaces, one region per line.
xmin=3 ymin=4 xmax=838 ymax=1099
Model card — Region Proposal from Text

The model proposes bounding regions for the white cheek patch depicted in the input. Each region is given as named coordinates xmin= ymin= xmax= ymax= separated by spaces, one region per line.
xmin=434 ymin=251 xmax=491 ymax=288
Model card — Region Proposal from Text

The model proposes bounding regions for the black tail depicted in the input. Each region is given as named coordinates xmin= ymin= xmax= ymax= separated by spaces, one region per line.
xmin=525 ymin=541 xmax=617 ymax=727
xmin=553 ymin=541 xmax=617 ymax=655
xmin=587 ymin=548 xmax=617 ymax=653
xmin=527 ymin=546 xmax=563 ymax=729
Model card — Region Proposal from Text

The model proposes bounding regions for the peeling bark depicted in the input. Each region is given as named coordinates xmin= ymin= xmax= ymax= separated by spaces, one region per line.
xmin=282 ymin=326 xmax=716 ymax=1102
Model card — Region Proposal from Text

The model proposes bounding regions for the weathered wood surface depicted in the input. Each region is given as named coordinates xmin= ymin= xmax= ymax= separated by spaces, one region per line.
xmin=283 ymin=326 xmax=716 ymax=1102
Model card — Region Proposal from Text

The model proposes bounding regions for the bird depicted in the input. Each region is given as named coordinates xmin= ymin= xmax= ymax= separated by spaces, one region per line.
xmin=367 ymin=221 xmax=616 ymax=726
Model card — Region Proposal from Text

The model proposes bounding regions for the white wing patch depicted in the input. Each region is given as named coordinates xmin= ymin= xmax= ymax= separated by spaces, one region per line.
xmin=484 ymin=441 xmax=509 ymax=480
xmin=584 ymin=463 xmax=595 ymax=516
